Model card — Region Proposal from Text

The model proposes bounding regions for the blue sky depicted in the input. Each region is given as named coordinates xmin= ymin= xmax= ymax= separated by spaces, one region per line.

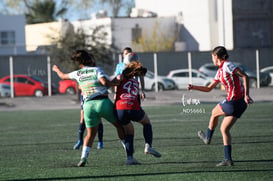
xmin=61 ymin=1 xmax=132 ymax=21
xmin=0 ymin=0 xmax=131 ymax=21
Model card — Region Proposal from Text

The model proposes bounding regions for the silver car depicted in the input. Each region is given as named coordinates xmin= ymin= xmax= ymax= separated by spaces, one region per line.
xmin=198 ymin=63 xmax=271 ymax=88
xmin=260 ymin=66 xmax=273 ymax=86
xmin=166 ymin=69 xmax=213 ymax=89
xmin=144 ymin=70 xmax=177 ymax=91
xmin=0 ymin=83 xmax=11 ymax=97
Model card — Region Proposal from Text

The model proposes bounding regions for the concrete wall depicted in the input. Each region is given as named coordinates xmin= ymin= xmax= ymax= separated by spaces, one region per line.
xmin=112 ymin=17 xmax=176 ymax=52
xmin=0 ymin=14 xmax=26 ymax=55
xmin=25 ymin=21 xmax=63 ymax=52
xmin=232 ymin=0 xmax=273 ymax=48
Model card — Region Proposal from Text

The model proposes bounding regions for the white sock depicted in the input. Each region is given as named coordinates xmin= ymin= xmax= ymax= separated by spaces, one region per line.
xmin=81 ymin=146 xmax=91 ymax=159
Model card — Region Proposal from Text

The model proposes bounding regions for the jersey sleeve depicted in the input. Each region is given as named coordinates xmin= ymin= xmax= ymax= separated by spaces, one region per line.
xmin=223 ymin=62 xmax=238 ymax=74
xmin=96 ymin=67 xmax=106 ymax=79
xmin=68 ymin=70 xmax=79 ymax=81
xmin=213 ymin=70 xmax=221 ymax=82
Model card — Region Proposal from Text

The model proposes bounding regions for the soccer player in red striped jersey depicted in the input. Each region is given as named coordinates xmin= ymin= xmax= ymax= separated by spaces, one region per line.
xmin=188 ymin=46 xmax=253 ymax=167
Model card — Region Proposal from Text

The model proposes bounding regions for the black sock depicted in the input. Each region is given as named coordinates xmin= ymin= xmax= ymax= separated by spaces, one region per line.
xmin=98 ymin=122 xmax=103 ymax=142
xmin=224 ymin=145 xmax=232 ymax=160
xmin=125 ymin=134 xmax=134 ymax=157
xmin=78 ymin=122 xmax=86 ymax=142
xmin=143 ymin=124 xmax=153 ymax=146
xmin=206 ymin=128 xmax=214 ymax=140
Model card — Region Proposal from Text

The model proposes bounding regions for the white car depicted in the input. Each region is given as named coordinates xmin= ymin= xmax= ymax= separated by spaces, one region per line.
xmin=0 ymin=83 xmax=11 ymax=97
xmin=167 ymin=69 xmax=213 ymax=89
xmin=144 ymin=70 xmax=176 ymax=91
xmin=260 ymin=66 xmax=273 ymax=86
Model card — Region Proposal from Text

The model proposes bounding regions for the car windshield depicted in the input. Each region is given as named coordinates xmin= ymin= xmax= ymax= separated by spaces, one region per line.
xmin=146 ymin=71 xmax=154 ymax=79
xmin=206 ymin=65 xmax=218 ymax=71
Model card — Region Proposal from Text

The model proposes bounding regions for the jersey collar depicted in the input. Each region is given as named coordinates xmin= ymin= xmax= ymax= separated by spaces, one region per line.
xmin=219 ymin=60 xmax=228 ymax=68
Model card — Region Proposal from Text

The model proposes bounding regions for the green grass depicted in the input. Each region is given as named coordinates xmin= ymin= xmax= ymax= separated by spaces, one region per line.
xmin=0 ymin=102 xmax=273 ymax=181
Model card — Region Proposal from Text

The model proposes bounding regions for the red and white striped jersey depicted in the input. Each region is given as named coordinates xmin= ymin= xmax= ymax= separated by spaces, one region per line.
xmin=214 ymin=61 xmax=244 ymax=101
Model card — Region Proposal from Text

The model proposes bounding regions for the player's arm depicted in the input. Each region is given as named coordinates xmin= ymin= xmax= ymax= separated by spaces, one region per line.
xmin=234 ymin=68 xmax=254 ymax=104
xmin=99 ymin=75 xmax=121 ymax=87
xmin=139 ymin=75 xmax=145 ymax=99
xmin=188 ymin=80 xmax=218 ymax=92
xmin=52 ymin=65 xmax=70 ymax=80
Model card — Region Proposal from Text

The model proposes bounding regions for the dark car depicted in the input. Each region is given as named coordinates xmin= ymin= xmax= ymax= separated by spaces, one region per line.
xmin=0 ymin=74 xmax=53 ymax=97
xmin=198 ymin=63 xmax=271 ymax=88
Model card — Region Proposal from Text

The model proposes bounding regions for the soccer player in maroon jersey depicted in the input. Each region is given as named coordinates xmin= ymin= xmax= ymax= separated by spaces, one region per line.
xmin=115 ymin=61 xmax=161 ymax=165
xmin=188 ymin=46 xmax=253 ymax=166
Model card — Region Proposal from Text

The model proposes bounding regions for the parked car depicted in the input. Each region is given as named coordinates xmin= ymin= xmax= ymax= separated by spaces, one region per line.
xmin=0 ymin=83 xmax=11 ymax=97
xmin=167 ymin=69 xmax=213 ymax=89
xmin=58 ymin=79 xmax=78 ymax=95
xmin=198 ymin=63 xmax=271 ymax=88
xmin=144 ymin=70 xmax=177 ymax=91
xmin=198 ymin=63 xmax=219 ymax=77
xmin=0 ymin=75 xmax=50 ymax=97
xmin=260 ymin=66 xmax=273 ymax=86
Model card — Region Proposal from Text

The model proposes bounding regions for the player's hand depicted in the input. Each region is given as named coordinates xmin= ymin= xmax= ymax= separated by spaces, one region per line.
xmin=141 ymin=91 xmax=146 ymax=100
xmin=52 ymin=65 xmax=59 ymax=72
xmin=188 ymin=84 xmax=193 ymax=90
xmin=116 ymin=74 xmax=123 ymax=81
xmin=245 ymin=95 xmax=254 ymax=105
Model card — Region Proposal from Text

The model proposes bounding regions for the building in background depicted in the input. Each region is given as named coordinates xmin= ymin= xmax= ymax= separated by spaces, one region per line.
xmin=1 ymin=0 xmax=273 ymax=55
xmin=134 ymin=0 xmax=233 ymax=51
xmin=0 ymin=14 xmax=26 ymax=55
xmin=25 ymin=19 xmax=74 ymax=53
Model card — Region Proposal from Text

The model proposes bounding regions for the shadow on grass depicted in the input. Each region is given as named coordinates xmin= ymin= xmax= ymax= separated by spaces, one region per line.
xmin=8 ymin=159 xmax=273 ymax=181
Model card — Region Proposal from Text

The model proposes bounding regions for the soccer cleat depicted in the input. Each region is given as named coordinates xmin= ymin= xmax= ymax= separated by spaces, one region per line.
xmin=216 ymin=159 xmax=234 ymax=167
xmin=77 ymin=158 xmax=87 ymax=167
xmin=144 ymin=143 xmax=161 ymax=158
xmin=198 ymin=130 xmax=211 ymax=144
xmin=126 ymin=157 xmax=141 ymax=165
xmin=97 ymin=141 xmax=104 ymax=149
xmin=73 ymin=140 xmax=83 ymax=150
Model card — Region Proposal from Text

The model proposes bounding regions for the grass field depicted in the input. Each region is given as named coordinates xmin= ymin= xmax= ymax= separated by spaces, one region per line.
xmin=0 ymin=102 xmax=273 ymax=181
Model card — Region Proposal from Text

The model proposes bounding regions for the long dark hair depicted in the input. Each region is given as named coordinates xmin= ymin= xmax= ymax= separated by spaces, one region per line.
xmin=212 ymin=46 xmax=229 ymax=60
xmin=122 ymin=61 xmax=147 ymax=79
xmin=71 ymin=50 xmax=95 ymax=66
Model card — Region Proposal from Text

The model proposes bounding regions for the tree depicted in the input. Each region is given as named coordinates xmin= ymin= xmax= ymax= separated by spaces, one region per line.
xmin=98 ymin=0 xmax=134 ymax=17
xmin=1 ymin=0 xmax=133 ymax=20
xmin=49 ymin=24 xmax=117 ymax=74
xmin=25 ymin=0 xmax=67 ymax=24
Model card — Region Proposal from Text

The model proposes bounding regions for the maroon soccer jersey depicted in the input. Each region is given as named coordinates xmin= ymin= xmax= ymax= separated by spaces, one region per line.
xmin=115 ymin=78 xmax=140 ymax=110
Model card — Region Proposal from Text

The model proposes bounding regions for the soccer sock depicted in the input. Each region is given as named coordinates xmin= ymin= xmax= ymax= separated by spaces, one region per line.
xmin=125 ymin=134 xmax=134 ymax=157
xmin=206 ymin=128 xmax=214 ymax=140
xmin=78 ymin=122 xmax=86 ymax=142
xmin=98 ymin=122 xmax=103 ymax=142
xmin=224 ymin=145 xmax=232 ymax=160
xmin=81 ymin=146 xmax=91 ymax=159
xmin=143 ymin=124 xmax=153 ymax=146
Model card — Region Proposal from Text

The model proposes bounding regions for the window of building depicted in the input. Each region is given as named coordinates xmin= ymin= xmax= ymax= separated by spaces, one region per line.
xmin=0 ymin=31 xmax=15 ymax=45
xmin=132 ymin=24 xmax=142 ymax=43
